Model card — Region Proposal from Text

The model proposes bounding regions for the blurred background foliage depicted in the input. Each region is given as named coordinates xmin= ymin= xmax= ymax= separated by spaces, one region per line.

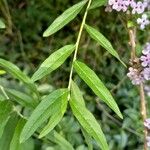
xmin=0 ymin=0 xmax=150 ymax=149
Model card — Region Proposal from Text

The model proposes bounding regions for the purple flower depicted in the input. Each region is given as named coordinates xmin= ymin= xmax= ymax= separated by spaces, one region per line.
xmin=127 ymin=67 xmax=144 ymax=85
xmin=131 ymin=1 xmax=145 ymax=14
xmin=144 ymin=118 xmax=150 ymax=129
xmin=142 ymin=43 xmax=150 ymax=55
xmin=141 ymin=53 xmax=150 ymax=67
xmin=137 ymin=14 xmax=150 ymax=30
xmin=108 ymin=0 xmax=128 ymax=12
xmin=142 ymin=67 xmax=150 ymax=80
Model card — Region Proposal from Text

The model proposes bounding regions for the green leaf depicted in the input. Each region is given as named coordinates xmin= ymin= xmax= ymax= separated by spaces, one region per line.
xmin=71 ymin=80 xmax=85 ymax=106
xmin=20 ymin=89 xmax=68 ymax=143
xmin=84 ymin=24 xmax=126 ymax=67
xmin=70 ymin=99 xmax=109 ymax=150
xmin=32 ymin=45 xmax=75 ymax=82
xmin=47 ymin=130 xmax=74 ymax=150
xmin=43 ymin=0 xmax=87 ymax=37
xmin=90 ymin=0 xmax=107 ymax=9
xmin=0 ymin=113 xmax=19 ymax=150
xmin=39 ymin=92 xmax=68 ymax=138
xmin=81 ymin=128 xmax=93 ymax=150
xmin=0 ymin=19 xmax=5 ymax=29
xmin=0 ymin=58 xmax=38 ymax=94
xmin=73 ymin=61 xmax=123 ymax=119
xmin=0 ymin=101 xmax=13 ymax=138
xmin=10 ymin=119 xmax=26 ymax=150
xmin=6 ymin=89 xmax=37 ymax=109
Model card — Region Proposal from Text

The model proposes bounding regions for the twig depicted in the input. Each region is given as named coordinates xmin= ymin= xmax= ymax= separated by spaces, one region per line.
xmin=67 ymin=0 xmax=92 ymax=99
xmin=0 ymin=85 xmax=9 ymax=100
xmin=128 ymin=27 xmax=148 ymax=150
xmin=96 ymin=99 xmax=142 ymax=137
xmin=140 ymin=83 xmax=148 ymax=150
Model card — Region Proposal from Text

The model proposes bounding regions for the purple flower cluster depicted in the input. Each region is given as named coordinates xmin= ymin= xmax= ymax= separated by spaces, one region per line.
xmin=105 ymin=0 xmax=150 ymax=30
xmin=107 ymin=0 xmax=146 ymax=13
xmin=127 ymin=43 xmax=150 ymax=85
xmin=127 ymin=67 xmax=144 ymax=85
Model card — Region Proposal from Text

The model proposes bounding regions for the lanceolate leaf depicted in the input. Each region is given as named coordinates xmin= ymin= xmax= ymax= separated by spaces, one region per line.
xmin=0 ymin=113 xmax=19 ymax=150
xmin=47 ymin=130 xmax=74 ymax=150
xmin=6 ymin=89 xmax=37 ymax=109
xmin=39 ymin=94 xmax=68 ymax=138
xmin=81 ymin=128 xmax=93 ymax=150
xmin=32 ymin=45 xmax=75 ymax=82
xmin=20 ymin=89 xmax=68 ymax=143
xmin=90 ymin=0 xmax=107 ymax=9
xmin=0 ymin=101 xmax=13 ymax=138
xmin=43 ymin=0 xmax=87 ymax=37
xmin=71 ymin=80 xmax=85 ymax=106
xmin=84 ymin=24 xmax=126 ymax=66
xmin=70 ymin=99 xmax=109 ymax=150
xmin=73 ymin=61 xmax=123 ymax=119
xmin=10 ymin=119 xmax=26 ymax=150
xmin=0 ymin=59 xmax=37 ymax=94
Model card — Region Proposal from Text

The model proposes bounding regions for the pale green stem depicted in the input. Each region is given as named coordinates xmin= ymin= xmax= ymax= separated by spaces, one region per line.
xmin=0 ymin=85 xmax=9 ymax=100
xmin=68 ymin=0 xmax=92 ymax=99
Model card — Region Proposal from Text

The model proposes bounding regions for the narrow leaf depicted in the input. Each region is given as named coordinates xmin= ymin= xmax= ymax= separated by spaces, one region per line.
xmin=39 ymin=93 xmax=68 ymax=138
xmin=32 ymin=45 xmax=75 ymax=82
xmin=0 ymin=113 xmax=19 ymax=150
xmin=0 ymin=19 xmax=5 ymax=29
xmin=0 ymin=101 xmax=13 ymax=138
xmin=6 ymin=89 xmax=37 ymax=109
xmin=90 ymin=0 xmax=107 ymax=9
xmin=43 ymin=0 xmax=87 ymax=37
xmin=20 ymin=89 xmax=68 ymax=143
xmin=81 ymin=128 xmax=93 ymax=150
xmin=10 ymin=119 xmax=26 ymax=150
xmin=73 ymin=61 xmax=123 ymax=119
xmin=84 ymin=24 xmax=126 ymax=66
xmin=70 ymin=99 xmax=109 ymax=150
xmin=47 ymin=130 xmax=74 ymax=150
xmin=0 ymin=58 xmax=37 ymax=94
xmin=71 ymin=80 xmax=85 ymax=106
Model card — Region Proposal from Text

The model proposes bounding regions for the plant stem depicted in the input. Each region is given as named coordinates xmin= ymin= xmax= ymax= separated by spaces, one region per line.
xmin=140 ymin=83 xmax=148 ymax=150
xmin=128 ymin=27 xmax=148 ymax=150
xmin=0 ymin=85 xmax=9 ymax=100
xmin=68 ymin=0 xmax=92 ymax=98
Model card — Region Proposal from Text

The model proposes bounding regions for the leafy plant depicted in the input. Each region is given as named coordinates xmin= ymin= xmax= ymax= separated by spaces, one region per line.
xmin=0 ymin=0 xmax=130 ymax=149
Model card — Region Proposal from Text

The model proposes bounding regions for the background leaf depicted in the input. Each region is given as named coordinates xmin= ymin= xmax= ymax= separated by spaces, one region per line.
xmin=73 ymin=60 xmax=123 ymax=119
xmin=0 ymin=100 xmax=13 ymax=138
xmin=10 ymin=118 xmax=26 ymax=150
xmin=0 ymin=59 xmax=38 ymax=94
xmin=47 ymin=130 xmax=74 ymax=150
xmin=0 ymin=113 xmax=19 ymax=150
xmin=32 ymin=45 xmax=75 ymax=81
xmin=0 ymin=19 xmax=5 ymax=29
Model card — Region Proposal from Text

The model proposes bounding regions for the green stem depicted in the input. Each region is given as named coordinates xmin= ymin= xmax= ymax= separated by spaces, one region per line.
xmin=68 ymin=0 xmax=92 ymax=97
xmin=0 ymin=85 xmax=9 ymax=100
